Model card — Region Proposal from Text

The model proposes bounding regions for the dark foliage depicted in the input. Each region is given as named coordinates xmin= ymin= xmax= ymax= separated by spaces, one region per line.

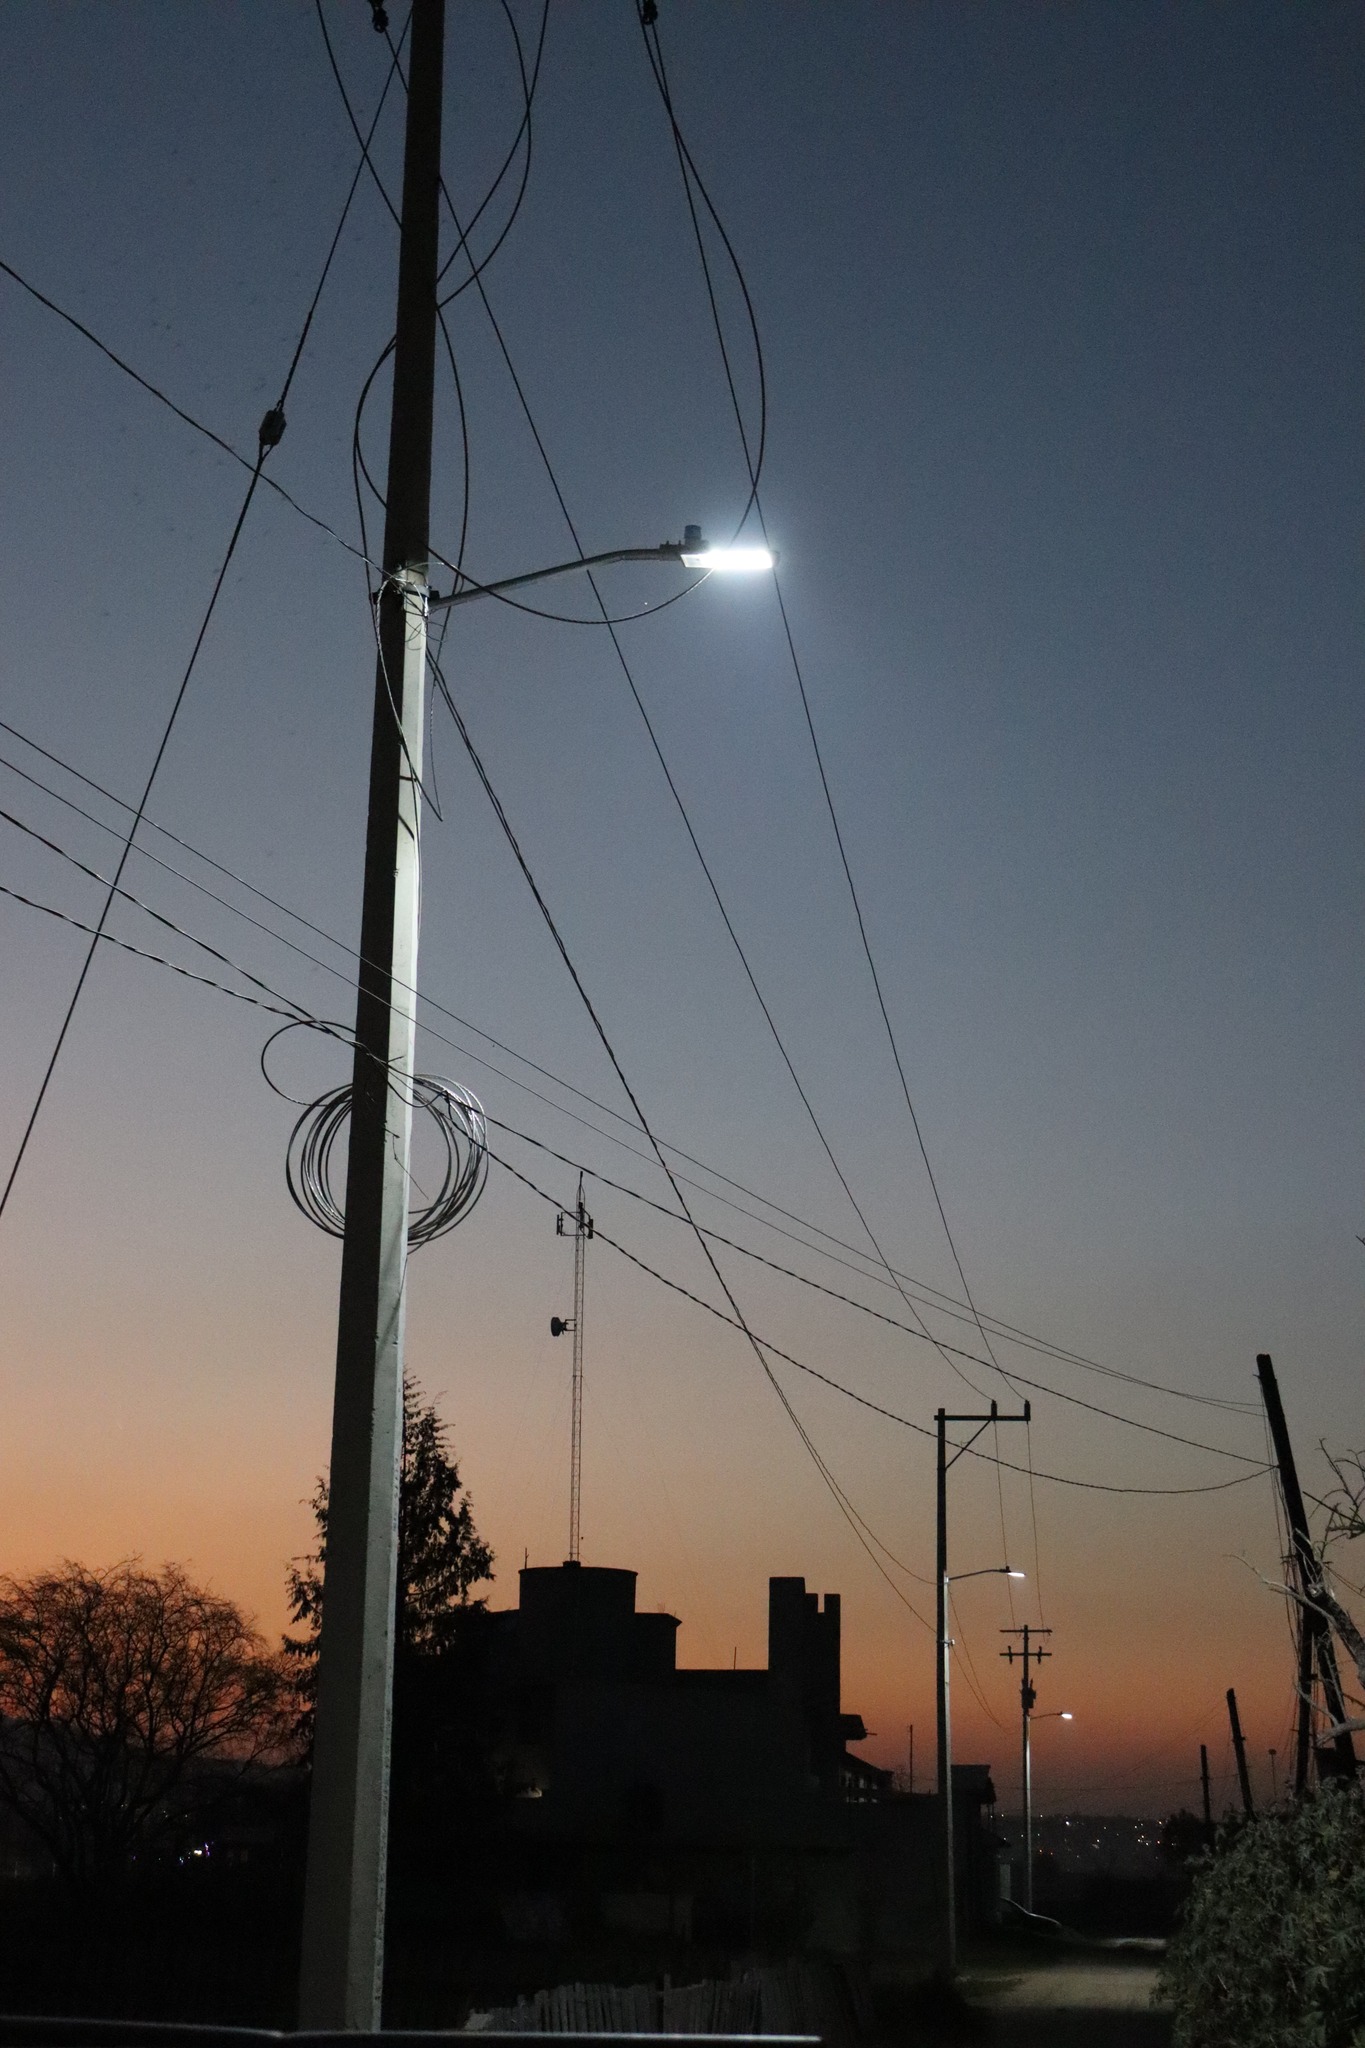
xmin=285 ymin=1374 xmax=494 ymax=1686
xmin=1158 ymin=1781 xmax=1365 ymax=2048
xmin=285 ymin=1376 xmax=499 ymax=1880
xmin=0 ymin=1560 xmax=292 ymax=1888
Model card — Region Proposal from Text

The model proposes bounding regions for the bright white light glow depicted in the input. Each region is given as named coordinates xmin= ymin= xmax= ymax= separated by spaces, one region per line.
xmin=1007 ymin=1569 xmax=1026 ymax=1579
xmin=680 ymin=545 xmax=775 ymax=572
xmin=1060 ymin=1711 xmax=1074 ymax=1720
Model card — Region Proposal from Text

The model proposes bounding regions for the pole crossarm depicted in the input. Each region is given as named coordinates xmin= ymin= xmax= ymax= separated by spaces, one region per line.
xmin=941 ymin=1400 xmax=1031 ymax=1471
xmin=429 ymin=543 xmax=691 ymax=611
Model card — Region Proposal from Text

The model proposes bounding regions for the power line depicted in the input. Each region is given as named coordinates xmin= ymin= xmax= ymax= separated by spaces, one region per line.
xmin=639 ymin=3 xmax=1021 ymax=1414
xmin=0 ymin=882 xmax=318 ymax=1027
xmin=0 ymin=841 xmax=1276 ymax=1514
xmin=409 ymin=86 xmax=998 ymax=1412
xmin=483 ymin=1113 xmax=1263 ymax=1466
xmin=2 ymin=780 xmax=1265 ymax=1470
xmin=0 ymin=73 xmax=404 ymax=1224
xmin=425 ymin=647 xmax=939 ymax=1618
xmin=0 ymin=454 xmax=269 ymax=1223
xmin=483 ymin=1140 xmax=1275 ymax=1501
xmin=0 ymin=715 xmax=1257 ymax=1424
xmin=0 ymin=255 xmax=378 ymax=576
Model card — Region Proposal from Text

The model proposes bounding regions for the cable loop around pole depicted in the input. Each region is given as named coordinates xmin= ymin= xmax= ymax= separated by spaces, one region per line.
xmin=286 ymin=1075 xmax=487 ymax=1248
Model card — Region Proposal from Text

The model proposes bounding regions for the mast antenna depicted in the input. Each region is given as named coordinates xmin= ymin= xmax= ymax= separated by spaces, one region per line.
xmin=551 ymin=1172 xmax=594 ymax=1561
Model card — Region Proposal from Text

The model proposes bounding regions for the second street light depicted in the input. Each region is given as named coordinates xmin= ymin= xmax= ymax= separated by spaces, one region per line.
xmin=938 ymin=1562 xmax=1024 ymax=1977
xmin=935 ymin=1400 xmax=1030 ymax=1976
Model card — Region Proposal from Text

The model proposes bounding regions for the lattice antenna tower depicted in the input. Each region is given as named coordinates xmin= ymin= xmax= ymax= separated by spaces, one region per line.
xmin=551 ymin=1173 xmax=594 ymax=1561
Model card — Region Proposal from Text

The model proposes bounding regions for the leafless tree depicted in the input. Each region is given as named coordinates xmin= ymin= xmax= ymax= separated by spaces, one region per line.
xmin=1315 ymin=1446 xmax=1365 ymax=1725
xmin=0 ymin=1560 xmax=294 ymax=1886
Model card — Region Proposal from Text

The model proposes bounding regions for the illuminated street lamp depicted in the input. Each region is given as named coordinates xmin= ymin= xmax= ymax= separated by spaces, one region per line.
xmin=430 ymin=525 xmax=775 ymax=611
xmin=939 ymin=1565 xmax=1022 ymax=1973
xmin=304 ymin=525 xmax=772 ymax=2026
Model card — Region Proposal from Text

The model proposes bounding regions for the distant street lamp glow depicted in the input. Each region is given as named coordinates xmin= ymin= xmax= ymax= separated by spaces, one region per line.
xmin=680 ymin=543 xmax=776 ymax=572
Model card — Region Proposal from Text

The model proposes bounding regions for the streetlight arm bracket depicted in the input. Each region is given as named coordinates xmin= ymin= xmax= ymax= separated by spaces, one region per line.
xmin=430 ymin=544 xmax=690 ymax=612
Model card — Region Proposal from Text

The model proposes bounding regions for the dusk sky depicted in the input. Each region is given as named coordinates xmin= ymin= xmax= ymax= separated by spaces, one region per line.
xmin=0 ymin=2 xmax=1359 ymax=1820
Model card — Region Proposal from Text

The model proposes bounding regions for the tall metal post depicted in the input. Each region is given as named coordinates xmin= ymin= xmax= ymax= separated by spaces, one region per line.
xmin=1001 ymin=1624 xmax=1051 ymax=1911
xmin=935 ymin=1400 xmax=1030 ymax=1974
xmin=560 ymin=1173 xmax=592 ymax=1561
xmin=1257 ymin=1353 xmax=1357 ymax=1783
xmin=1199 ymin=1743 xmax=1213 ymax=1842
xmin=298 ymin=1 xmax=446 ymax=2027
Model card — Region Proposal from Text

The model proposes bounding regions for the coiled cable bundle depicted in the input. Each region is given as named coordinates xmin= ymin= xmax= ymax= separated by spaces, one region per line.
xmin=286 ymin=1074 xmax=487 ymax=1248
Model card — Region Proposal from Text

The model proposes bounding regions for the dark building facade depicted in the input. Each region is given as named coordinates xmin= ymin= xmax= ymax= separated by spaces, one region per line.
xmin=487 ymin=1564 xmax=885 ymax=1844
xmin=473 ymin=1561 xmax=995 ymax=1957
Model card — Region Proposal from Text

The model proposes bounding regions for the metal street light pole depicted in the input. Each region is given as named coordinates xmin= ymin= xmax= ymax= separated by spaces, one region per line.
xmin=936 ymin=1403 xmax=1029 ymax=1976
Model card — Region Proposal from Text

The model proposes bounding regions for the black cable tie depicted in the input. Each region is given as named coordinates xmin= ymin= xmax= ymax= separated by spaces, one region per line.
xmin=258 ymin=406 xmax=287 ymax=454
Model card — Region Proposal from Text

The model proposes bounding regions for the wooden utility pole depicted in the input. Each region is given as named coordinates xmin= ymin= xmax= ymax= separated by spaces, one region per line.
xmin=1256 ymin=1353 xmax=1357 ymax=1787
xmin=1199 ymin=1742 xmax=1213 ymax=1841
xmin=298 ymin=1 xmax=446 ymax=2027
xmin=1226 ymin=1687 xmax=1255 ymax=1818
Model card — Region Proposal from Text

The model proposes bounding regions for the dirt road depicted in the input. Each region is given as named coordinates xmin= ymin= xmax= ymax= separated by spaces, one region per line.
xmin=961 ymin=1954 xmax=1170 ymax=2045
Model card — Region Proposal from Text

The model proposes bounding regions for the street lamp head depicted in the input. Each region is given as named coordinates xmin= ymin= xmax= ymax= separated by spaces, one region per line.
xmin=1060 ymin=1711 xmax=1074 ymax=1720
xmin=680 ymin=532 xmax=776 ymax=572
xmin=1006 ymin=1569 xmax=1026 ymax=1579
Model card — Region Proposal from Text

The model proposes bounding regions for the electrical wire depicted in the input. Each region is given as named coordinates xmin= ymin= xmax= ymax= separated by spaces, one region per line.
xmin=482 ymin=1138 xmax=1277 ymax=1500
xmin=0 ymin=882 xmax=323 ymax=1025
xmin=0 ymin=256 xmax=379 ymax=577
xmin=638 ymin=1 xmax=1025 ymax=1419
xmin=0 ymin=452 xmax=271 ymax=1225
xmin=286 ymin=1069 xmax=486 ymax=1246
xmin=0 ymin=841 xmax=1279 ymax=1514
xmin=3 ymin=763 xmax=1269 ymax=1467
xmin=0 ymin=55 xmax=412 ymax=1222
xmin=419 ymin=126 xmax=997 ymax=1412
xmin=424 ymin=647 xmax=935 ymax=1622
xmin=0 ymin=722 xmax=1260 ymax=1434
xmin=481 ymin=1111 xmax=1265 ymax=1466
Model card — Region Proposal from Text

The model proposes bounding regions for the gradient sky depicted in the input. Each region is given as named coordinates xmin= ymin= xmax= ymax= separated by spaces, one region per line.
xmin=0 ymin=1 xmax=1360 ymax=1820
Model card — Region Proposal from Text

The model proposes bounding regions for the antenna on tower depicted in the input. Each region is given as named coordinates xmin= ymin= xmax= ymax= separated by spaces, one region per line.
xmin=551 ymin=1172 xmax=593 ymax=1562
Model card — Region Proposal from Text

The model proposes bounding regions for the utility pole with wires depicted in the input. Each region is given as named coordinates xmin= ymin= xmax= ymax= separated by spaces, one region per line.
xmin=936 ymin=1401 xmax=1030 ymax=1976
xmin=1256 ymin=1352 xmax=1357 ymax=1789
xmin=297 ymin=0 xmax=445 ymax=2028
xmin=1000 ymin=1624 xmax=1051 ymax=1912
xmin=551 ymin=1172 xmax=593 ymax=1563
xmin=1227 ymin=1688 xmax=1255 ymax=1818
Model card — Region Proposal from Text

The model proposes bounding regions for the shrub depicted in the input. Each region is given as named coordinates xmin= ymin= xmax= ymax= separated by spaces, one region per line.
xmin=1158 ymin=1780 xmax=1365 ymax=2048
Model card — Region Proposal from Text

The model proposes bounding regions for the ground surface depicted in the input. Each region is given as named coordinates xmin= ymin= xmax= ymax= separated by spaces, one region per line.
xmin=952 ymin=1946 xmax=1171 ymax=2046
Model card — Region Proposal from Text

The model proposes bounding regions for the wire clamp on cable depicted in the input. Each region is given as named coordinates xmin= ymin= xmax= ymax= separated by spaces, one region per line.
xmin=258 ymin=407 xmax=287 ymax=454
xmin=287 ymin=1075 xmax=487 ymax=1247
